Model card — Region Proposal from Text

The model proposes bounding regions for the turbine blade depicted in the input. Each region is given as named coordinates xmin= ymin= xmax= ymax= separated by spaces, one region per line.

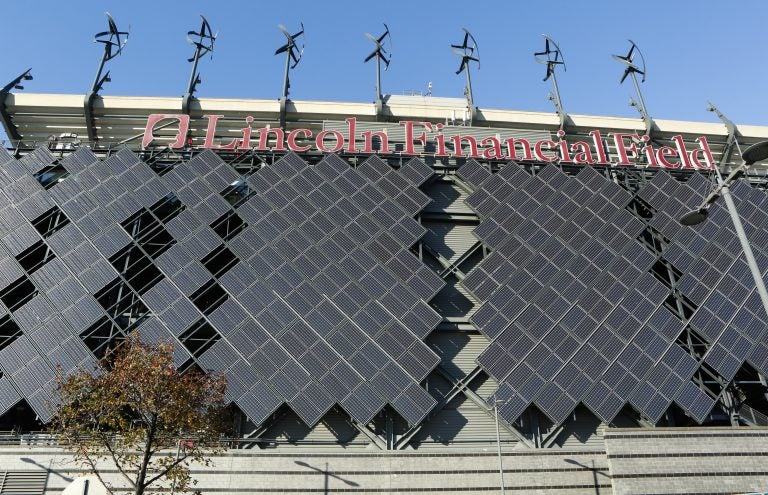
xmin=620 ymin=69 xmax=630 ymax=84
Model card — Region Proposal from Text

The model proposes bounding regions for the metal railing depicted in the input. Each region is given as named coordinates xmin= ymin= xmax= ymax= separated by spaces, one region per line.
xmin=0 ymin=430 xmax=518 ymax=450
xmin=739 ymin=403 xmax=768 ymax=426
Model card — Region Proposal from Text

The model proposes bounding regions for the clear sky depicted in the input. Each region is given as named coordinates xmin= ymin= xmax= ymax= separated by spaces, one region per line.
xmin=1 ymin=0 xmax=766 ymax=140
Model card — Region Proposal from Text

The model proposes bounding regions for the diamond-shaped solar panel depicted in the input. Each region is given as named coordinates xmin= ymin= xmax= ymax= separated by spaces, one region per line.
xmin=0 ymin=147 xmax=443 ymax=428
xmin=461 ymin=160 xmax=768 ymax=426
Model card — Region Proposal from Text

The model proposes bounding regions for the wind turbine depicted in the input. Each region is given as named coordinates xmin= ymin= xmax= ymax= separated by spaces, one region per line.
xmin=364 ymin=23 xmax=392 ymax=118
xmin=451 ymin=28 xmax=480 ymax=125
xmin=276 ymin=22 xmax=305 ymax=128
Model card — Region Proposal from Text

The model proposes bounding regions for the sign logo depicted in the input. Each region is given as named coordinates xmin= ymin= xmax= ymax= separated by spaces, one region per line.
xmin=142 ymin=114 xmax=715 ymax=170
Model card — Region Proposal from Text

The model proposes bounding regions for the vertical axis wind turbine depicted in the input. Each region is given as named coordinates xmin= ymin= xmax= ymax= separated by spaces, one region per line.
xmin=364 ymin=24 xmax=392 ymax=120
xmin=613 ymin=40 xmax=655 ymax=138
xmin=534 ymin=35 xmax=570 ymax=131
xmin=275 ymin=22 xmax=305 ymax=129
xmin=85 ymin=13 xmax=128 ymax=142
xmin=451 ymin=28 xmax=480 ymax=126
xmin=182 ymin=15 xmax=216 ymax=115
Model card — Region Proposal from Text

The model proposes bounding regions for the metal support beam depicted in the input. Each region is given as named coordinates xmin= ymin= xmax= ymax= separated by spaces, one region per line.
xmin=394 ymin=367 xmax=484 ymax=449
xmin=435 ymin=365 xmax=535 ymax=448
xmin=540 ymin=424 xmax=565 ymax=448
xmin=350 ymin=420 xmax=387 ymax=450
xmin=0 ymin=69 xmax=32 ymax=142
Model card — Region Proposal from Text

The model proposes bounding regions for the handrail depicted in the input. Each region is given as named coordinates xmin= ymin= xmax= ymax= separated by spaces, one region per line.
xmin=0 ymin=431 xmax=513 ymax=449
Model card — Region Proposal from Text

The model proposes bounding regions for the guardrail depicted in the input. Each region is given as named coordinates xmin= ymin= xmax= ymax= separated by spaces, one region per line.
xmin=0 ymin=431 xmax=512 ymax=449
xmin=739 ymin=403 xmax=768 ymax=426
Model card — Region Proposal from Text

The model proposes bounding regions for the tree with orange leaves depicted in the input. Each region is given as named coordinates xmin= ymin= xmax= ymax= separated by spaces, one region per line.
xmin=53 ymin=335 xmax=228 ymax=495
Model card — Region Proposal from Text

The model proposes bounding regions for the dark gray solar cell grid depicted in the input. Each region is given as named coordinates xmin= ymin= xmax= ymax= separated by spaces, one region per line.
xmin=19 ymin=147 xmax=56 ymax=173
xmin=0 ymin=148 xmax=444 ymax=429
xmin=397 ymin=157 xmax=434 ymax=187
xmin=461 ymin=162 xmax=756 ymax=425
xmin=456 ymin=159 xmax=492 ymax=188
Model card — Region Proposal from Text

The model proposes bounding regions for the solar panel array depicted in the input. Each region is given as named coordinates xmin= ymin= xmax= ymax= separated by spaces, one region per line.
xmin=459 ymin=159 xmax=768 ymax=426
xmin=0 ymin=147 xmax=444 ymax=426
xmin=640 ymin=173 xmax=768 ymax=384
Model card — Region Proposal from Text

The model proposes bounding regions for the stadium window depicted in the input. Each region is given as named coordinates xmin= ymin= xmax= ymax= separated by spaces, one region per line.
xmin=220 ymin=179 xmax=254 ymax=208
xmin=0 ymin=277 xmax=37 ymax=311
xmin=179 ymin=318 xmax=221 ymax=358
xmin=80 ymin=316 xmax=125 ymax=359
xmin=31 ymin=205 xmax=70 ymax=238
xmin=150 ymin=193 xmax=185 ymax=224
xmin=0 ymin=316 xmax=22 ymax=352
xmin=108 ymin=245 xmax=164 ymax=295
xmin=201 ymin=245 xmax=239 ymax=278
xmin=121 ymin=209 xmax=176 ymax=259
xmin=15 ymin=240 xmax=56 ymax=274
xmin=94 ymin=278 xmax=151 ymax=327
xmin=210 ymin=210 xmax=247 ymax=241
xmin=32 ymin=163 xmax=70 ymax=189
xmin=190 ymin=279 xmax=229 ymax=315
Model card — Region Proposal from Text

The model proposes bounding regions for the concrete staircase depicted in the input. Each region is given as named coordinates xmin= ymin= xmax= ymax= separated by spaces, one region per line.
xmin=0 ymin=471 xmax=47 ymax=495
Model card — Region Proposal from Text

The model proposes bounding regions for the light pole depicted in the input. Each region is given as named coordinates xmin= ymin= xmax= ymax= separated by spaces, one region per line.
xmin=491 ymin=399 xmax=507 ymax=495
xmin=679 ymin=140 xmax=768 ymax=320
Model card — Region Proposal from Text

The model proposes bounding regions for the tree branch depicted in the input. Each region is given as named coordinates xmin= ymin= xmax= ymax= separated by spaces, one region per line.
xmin=143 ymin=453 xmax=190 ymax=487
xmin=78 ymin=448 xmax=119 ymax=495
xmin=101 ymin=438 xmax=138 ymax=488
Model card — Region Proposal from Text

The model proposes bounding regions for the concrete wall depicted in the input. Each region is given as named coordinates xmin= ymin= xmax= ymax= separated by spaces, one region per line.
xmin=604 ymin=427 xmax=768 ymax=495
xmin=0 ymin=447 xmax=608 ymax=495
xmin=4 ymin=426 xmax=768 ymax=494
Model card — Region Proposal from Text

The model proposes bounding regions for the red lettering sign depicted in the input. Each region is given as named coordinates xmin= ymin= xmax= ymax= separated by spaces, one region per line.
xmin=140 ymin=114 xmax=716 ymax=170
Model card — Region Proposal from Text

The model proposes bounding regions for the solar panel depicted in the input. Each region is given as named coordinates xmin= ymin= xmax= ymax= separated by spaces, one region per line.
xmin=458 ymin=159 xmax=768 ymax=426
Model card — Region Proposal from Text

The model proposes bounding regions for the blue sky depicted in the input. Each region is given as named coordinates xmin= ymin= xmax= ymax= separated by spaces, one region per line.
xmin=2 ymin=0 xmax=766 ymax=132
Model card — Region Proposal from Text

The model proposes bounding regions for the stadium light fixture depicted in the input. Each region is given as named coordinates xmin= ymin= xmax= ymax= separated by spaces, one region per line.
xmin=680 ymin=139 xmax=768 ymax=319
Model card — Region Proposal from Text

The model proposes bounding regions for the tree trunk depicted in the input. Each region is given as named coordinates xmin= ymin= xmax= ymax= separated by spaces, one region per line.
xmin=134 ymin=414 xmax=157 ymax=495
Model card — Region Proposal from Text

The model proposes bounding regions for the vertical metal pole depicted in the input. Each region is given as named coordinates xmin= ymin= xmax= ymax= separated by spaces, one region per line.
xmin=324 ymin=462 xmax=329 ymax=495
xmin=494 ymin=404 xmax=505 ymax=495
xmin=551 ymin=72 xmax=563 ymax=113
xmin=465 ymin=68 xmax=473 ymax=125
xmin=187 ymin=46 xmax=201 ymax=97
xmin=281 ymin=48 xmax=291 ymax=100
xmin=375 ymin=53 xmax=381 ymax=102
xmin=721 ymin=185 xmax=768 ymax=318
xmin=90 ymin=51 xmax=108 ymax=93
xmin=629 ymin=72 xmax=647 ymax=117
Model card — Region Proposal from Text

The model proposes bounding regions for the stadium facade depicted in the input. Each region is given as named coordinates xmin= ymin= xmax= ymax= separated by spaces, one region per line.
xmin=1 ymin=90 xmax=768 ymax=493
